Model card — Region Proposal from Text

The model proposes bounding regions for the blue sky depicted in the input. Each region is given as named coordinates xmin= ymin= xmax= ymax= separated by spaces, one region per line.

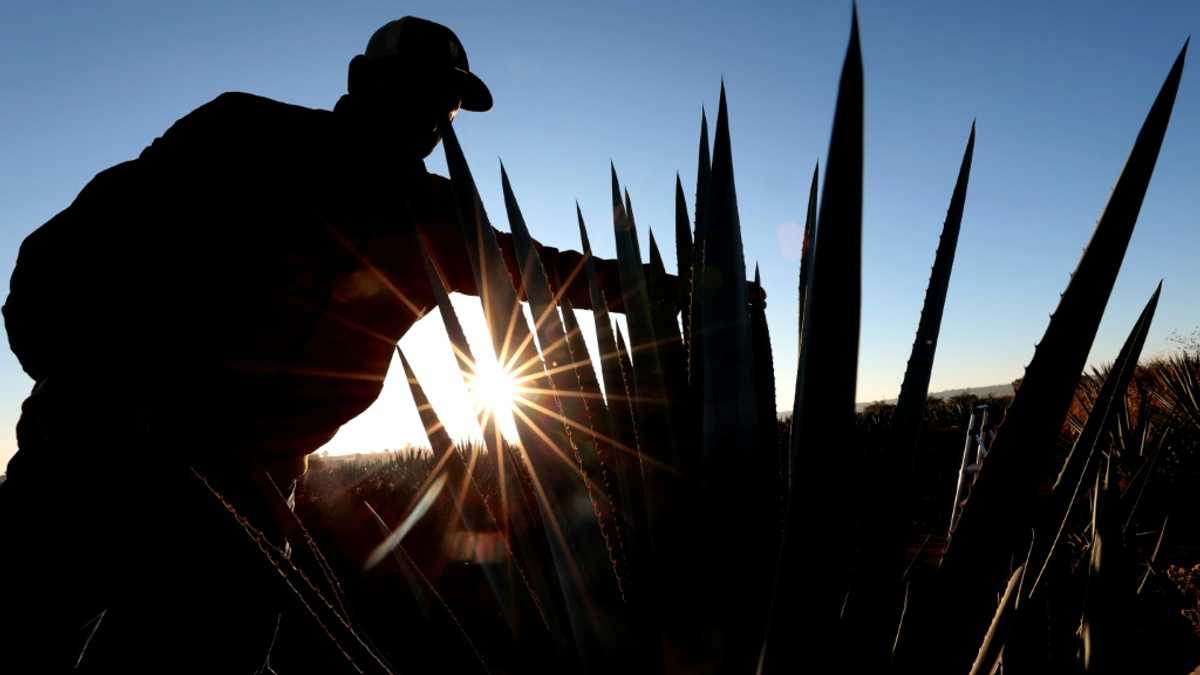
xmin=2 ymin=1 xmax=1199 ymax=467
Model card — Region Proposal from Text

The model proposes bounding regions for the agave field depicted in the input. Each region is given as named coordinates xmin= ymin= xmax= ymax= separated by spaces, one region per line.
xmin=264 ymin=11 xmax=1200 ymax=674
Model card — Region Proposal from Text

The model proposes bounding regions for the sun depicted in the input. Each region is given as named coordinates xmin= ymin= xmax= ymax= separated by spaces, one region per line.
xmin=467 ymin=357 xmax=521 ymax=443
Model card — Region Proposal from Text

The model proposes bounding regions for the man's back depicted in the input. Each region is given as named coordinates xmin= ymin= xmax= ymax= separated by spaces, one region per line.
xmin=0 ymin=19 xmax=512 ymax=670
xmin=0 ymin=19 xmax=698 ymax=668
xmin=4 ymin=91 xmax=429 ymax=474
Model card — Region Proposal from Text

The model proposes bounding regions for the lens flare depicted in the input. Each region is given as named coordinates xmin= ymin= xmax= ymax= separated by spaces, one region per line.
xmin=467 ymin=357 xmax=521 ymax=442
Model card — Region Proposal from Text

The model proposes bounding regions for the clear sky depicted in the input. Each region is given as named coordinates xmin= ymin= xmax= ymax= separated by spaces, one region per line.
xmin=2 ymin=1 xmax=1199 ymax=467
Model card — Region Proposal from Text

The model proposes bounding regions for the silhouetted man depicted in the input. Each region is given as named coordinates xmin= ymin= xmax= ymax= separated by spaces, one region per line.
xmin=0 ymin=17 xmax=640 ymax=671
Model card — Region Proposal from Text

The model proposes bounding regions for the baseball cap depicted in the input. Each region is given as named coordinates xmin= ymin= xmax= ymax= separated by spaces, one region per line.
xmin=364 ymin=17 xmax=493 ymax=112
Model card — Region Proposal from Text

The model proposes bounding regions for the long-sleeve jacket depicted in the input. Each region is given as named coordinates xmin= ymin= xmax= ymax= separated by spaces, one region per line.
xmin=3 ymin=92 xmax=653 ymax=475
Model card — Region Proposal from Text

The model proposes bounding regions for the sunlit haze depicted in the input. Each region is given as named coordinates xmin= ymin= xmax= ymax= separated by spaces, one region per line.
xmin=317 ymin=295 xmax=616 ymax=455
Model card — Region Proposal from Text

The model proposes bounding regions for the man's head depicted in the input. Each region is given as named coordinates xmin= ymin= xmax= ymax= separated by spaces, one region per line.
xmin=347 ymin=17 xmax=492 ymax=158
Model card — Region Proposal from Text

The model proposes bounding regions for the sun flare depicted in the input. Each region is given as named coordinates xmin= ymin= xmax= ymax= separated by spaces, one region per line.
xmin=317 ymin=298 xmax=613 ymax=457
xmin=467 ymin=357 xmax=521 ymax=443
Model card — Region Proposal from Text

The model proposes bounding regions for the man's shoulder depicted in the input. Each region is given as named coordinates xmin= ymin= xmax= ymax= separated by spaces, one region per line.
xmin=140 ymin=92 xmax=335 ymax=162
xmin=180 ymin=91 xmax=335 ymax=137
xmin=193 ymin=91 xmax=331 ymax=122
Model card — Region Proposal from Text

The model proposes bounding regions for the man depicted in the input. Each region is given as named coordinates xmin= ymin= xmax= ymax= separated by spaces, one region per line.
xmin=0 ymin=17 xmax=645 ymax=671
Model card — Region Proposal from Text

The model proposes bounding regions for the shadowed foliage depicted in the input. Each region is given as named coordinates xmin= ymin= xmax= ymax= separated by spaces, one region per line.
xmin=277 ymin=13 xmax=1197 ymax=674
xmin=763 ymin=10 xmax=863 ymax=672
xmin=911 ymin=41 xmax=1188 ymax=674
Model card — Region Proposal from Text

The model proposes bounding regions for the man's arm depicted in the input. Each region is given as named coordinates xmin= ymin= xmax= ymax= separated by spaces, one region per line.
xmin=491 ymin=232 xmax=681 ymax=314
xmin=418 ymin=173 xmax=760 ymax=318
xmin=422 ymin=222 xmax=648 ymax=313
xmin=415 ymin=174 xmax=641 ymax=313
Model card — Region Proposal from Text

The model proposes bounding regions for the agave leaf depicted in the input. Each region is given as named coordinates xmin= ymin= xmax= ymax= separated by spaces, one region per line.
xmin=500 ymin=168 xmax=595 ymax=464
xmin=750 ymin=265 xmax=778 ymax=470
xmin=577 ymin=207 xmax=651 ymax=572
xmin=971 ymin=287 xmax=1162 ymax=673
xmin=612 ymin=178 xmax=658 ymax=375
xmin=1137 ymin=514 xmax=1168 ymax=595
xmin=762 ymin=10 xmax=863 ymax=672
xmin=1119 ymin=438 xmax=1161 ymax=535
xmin=563 ymin=285 xmax=663 ymax=664
xmin=930 ymin=44 xmax=1186 ymax=673
xmin=610 ymin=165 xmax=680 ymax=536
xmin=647 ymin=228 xmax=703 ymax=653
xmin=609 ymin=320 xmax=658 ymax=581
xmin=191 ymin=469 xmax=394 ymax=674
xmin=624 ymin=189 xmax=636 ymax=234
xmin=609 ymin=169 xmax=648 ymax=350
xmin=949 ymin=410 xmax=981 ymax=535
xmin=1080 ymin=455 xmax=1139 ymax=673
xmin=500 ymin=164 xmax=627 ymax=606
xmin=416 ymin=233 xmax=504 ymax=455
xmin=698 ymin=81 xmax=758 ymax=467
xmin=576 ymin=206 xmax=626 ymax=423
xmin=363 ymin=501 xmax=493 ymax=675
xmin=694 ymin=108 xmax=712 ymax=255
xmin=892 ymin=123 xmax=975 ymax=458
xmin=646 ymin=229 xmax=692 ymax=459
xmin=674 ymin=175 xmax=694 ymax=346
xmin=647 ymin=230 xmax=685 ymax=324
xmin=415 ymin=233 xmax=573 ymax=651
xmin=558 ymin=293 xmax=631 ymax=586
xmin=394 ymin=346 xmax=475 ymax=555
xmin=555 ymin=293 xmax=614 ymax=442
xmin=440 ymin=120 xmax=616 ymax=669
xmin=966 ymin=566 xmax=1024 ymax=675
xmin=554 ymin=290 xmax=615 ymax=458
xmin=364 ymin=470 xmax=449 ymax=572
xmin=397 ymin=348 xmax=454 ymax=462
xmin=1152 ymin=351 xmax=1200 ymax=434
xmin=787 ymin=161 xmax=820 ymax=491
xmin=944 ymin=43 xmax=1186 ymax=566
xmin=500 ymin=162 xmax=572 ymax=374
xmin=614 ymin=324 xmax=636 ymax=411
xmin=688 ymin=108 xmax=712 ymax=388
xmin=845 ymin=125 xmax=975 ymax=667
xmin=633 ymin=147 xmax=753 ymax=662
xmin=1026 ymin=284 xmax=1161 ymax=600
xmin=647 ymin=230 xmax=686 ymax=372
xmin=437 ymin=120 xmax=542 ymax=399
xmin=552 ymin=289 xmax=609 ymax=420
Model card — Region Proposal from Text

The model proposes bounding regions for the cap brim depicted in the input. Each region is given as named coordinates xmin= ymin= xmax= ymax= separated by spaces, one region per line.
xmin=455 ymin=68 xmax=492 ymax=112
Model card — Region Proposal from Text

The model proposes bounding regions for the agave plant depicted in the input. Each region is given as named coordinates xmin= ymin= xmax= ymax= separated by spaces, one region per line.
xmin=281 ymin=9 xmax=1195 ymax=675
